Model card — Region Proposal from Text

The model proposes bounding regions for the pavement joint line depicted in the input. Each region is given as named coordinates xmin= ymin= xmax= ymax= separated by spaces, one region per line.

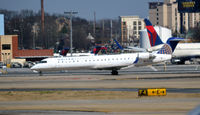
xmin=0 ymin=88 xmax=200 ymax=93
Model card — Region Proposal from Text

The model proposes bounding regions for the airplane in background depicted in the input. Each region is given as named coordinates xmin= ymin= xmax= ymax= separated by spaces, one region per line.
xmin=144 ymin=18 xmax=184 ymax=53
xmin=144 ymin=19 xmax=200 ymax=64
xmin=113 ymin=18 xmax=183 ymax=53
xmin=172 ymin=43 xmax=200 ymax=64
xmin=30 ymin=19 xmax=182 ymax=75
xmin=113 ymin=39 xmax=146 ymax=52
xmin=55 ymin=46 xmax=107 ymax=57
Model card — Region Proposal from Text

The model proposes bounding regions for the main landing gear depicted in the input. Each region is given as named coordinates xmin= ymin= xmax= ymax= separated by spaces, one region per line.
xmin=39 ymin=71 xmax=43 ymax=76
xmin=111 ymin=70 xmax=118 ymax=75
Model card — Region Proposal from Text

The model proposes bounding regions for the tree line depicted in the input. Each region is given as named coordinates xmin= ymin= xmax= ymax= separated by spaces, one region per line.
xmin=0 ymin=9 xmax=120 ymax=52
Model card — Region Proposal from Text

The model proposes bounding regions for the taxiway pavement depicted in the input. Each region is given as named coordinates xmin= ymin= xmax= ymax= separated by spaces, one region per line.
xmin=0 ymin=64 xmax=200 ymax=115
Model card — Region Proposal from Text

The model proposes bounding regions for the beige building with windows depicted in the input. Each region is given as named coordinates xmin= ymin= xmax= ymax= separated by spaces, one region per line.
xmin=0 ymin=35 xmax=14 ymax=65
xmin=149 ymin=0 xmax=200 ymax=33
xmin=120 ymin=16 xmax=145 ymax=45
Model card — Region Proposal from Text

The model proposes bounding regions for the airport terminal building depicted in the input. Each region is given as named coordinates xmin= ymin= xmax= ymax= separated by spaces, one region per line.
xmin=0 ymin=14 xmax=53 ymax=65
xmin=0 ymin=35 xmax=53 ymax=65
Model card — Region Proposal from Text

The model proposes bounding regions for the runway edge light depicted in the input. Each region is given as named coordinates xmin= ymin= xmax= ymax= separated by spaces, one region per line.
xmin=138 ymin=88 xmax=167 ymax=96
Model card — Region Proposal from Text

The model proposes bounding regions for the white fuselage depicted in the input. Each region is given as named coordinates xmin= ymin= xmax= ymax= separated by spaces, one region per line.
xmin=31 ymin=52 xmax=171 ymax=72
xmin=173 ymin=43 xmax=200 ymax=58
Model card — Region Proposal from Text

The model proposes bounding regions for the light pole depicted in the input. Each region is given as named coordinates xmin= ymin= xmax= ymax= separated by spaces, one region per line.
xmin=64 ymin=11 xmax=78 ymax=56
xmin=110 ymin=19 xmax=112 ymax=40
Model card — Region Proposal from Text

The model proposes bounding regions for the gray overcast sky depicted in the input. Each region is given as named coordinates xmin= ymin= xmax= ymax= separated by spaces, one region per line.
xmin=0 ymin=0 xmax=153 ymax=20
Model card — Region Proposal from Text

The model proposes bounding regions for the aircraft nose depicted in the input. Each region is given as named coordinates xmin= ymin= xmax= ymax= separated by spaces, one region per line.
xmin=30 ymin=65 xmax=38 ymax=70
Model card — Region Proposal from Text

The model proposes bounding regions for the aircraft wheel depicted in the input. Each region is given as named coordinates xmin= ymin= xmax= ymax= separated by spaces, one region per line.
xmin=39 ymin=71 xmax=43 ymax=76
xmin=111 ymin=70 xmax=118 ymax=75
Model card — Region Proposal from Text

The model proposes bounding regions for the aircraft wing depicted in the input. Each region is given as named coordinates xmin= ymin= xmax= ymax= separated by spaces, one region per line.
xmin=94 ymin=65 xmax=128 ymax=71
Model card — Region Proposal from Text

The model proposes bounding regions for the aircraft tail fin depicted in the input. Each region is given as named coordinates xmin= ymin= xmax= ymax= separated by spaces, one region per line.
xmin=144 ymin=18 xmax=184 ymax=54
xmin=91 ymin=46 xmax=102 ymax=55
xmin=157 ymin=44 xmax=172 ymax=54
xmin=113 ymin=39 xmax=123 ymax=50
xmin=157 ymin=37 xmax=183 ymax=54
xmin=144 ymin=18 xmax=163 ymax=47
xmin=166 ymin=37 xmax=184 ymax=52
xmin=60 ymin=47 xmax=69 ymax=56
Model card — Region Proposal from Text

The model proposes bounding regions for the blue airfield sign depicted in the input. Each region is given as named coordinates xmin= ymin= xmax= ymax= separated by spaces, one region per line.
xmin=178 ymin=0 xmax=200 ymax=13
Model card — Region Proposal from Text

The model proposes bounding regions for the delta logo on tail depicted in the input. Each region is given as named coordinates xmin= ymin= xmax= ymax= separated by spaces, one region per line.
xmin=144 ymin=19 xmax=163 ymax=47
xmin=144 ymin=18 xmax=184 ymax=54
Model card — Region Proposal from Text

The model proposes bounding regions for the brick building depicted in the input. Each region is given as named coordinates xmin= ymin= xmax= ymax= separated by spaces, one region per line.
xmin=0 ymin=35 xmax=53 ymax=65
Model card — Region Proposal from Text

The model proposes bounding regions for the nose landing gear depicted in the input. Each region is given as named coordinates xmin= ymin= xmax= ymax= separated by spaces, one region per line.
xmin=39 ymin=71 xmax=43 ymax=76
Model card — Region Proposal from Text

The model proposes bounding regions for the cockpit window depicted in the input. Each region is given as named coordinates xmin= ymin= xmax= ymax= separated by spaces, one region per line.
xmin=40 ymin=61 xmax=47 ymax=63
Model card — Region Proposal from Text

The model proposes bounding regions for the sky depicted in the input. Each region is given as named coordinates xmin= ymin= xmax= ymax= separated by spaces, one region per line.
xmin=0 ymin=0 xmax=154 ymax=20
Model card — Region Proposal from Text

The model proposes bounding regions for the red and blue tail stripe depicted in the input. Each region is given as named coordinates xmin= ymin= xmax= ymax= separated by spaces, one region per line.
xmin=144 ymin=19 xmax=163 ymax=47
xmin=144 ymin=18 xmax=184 ymax=54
